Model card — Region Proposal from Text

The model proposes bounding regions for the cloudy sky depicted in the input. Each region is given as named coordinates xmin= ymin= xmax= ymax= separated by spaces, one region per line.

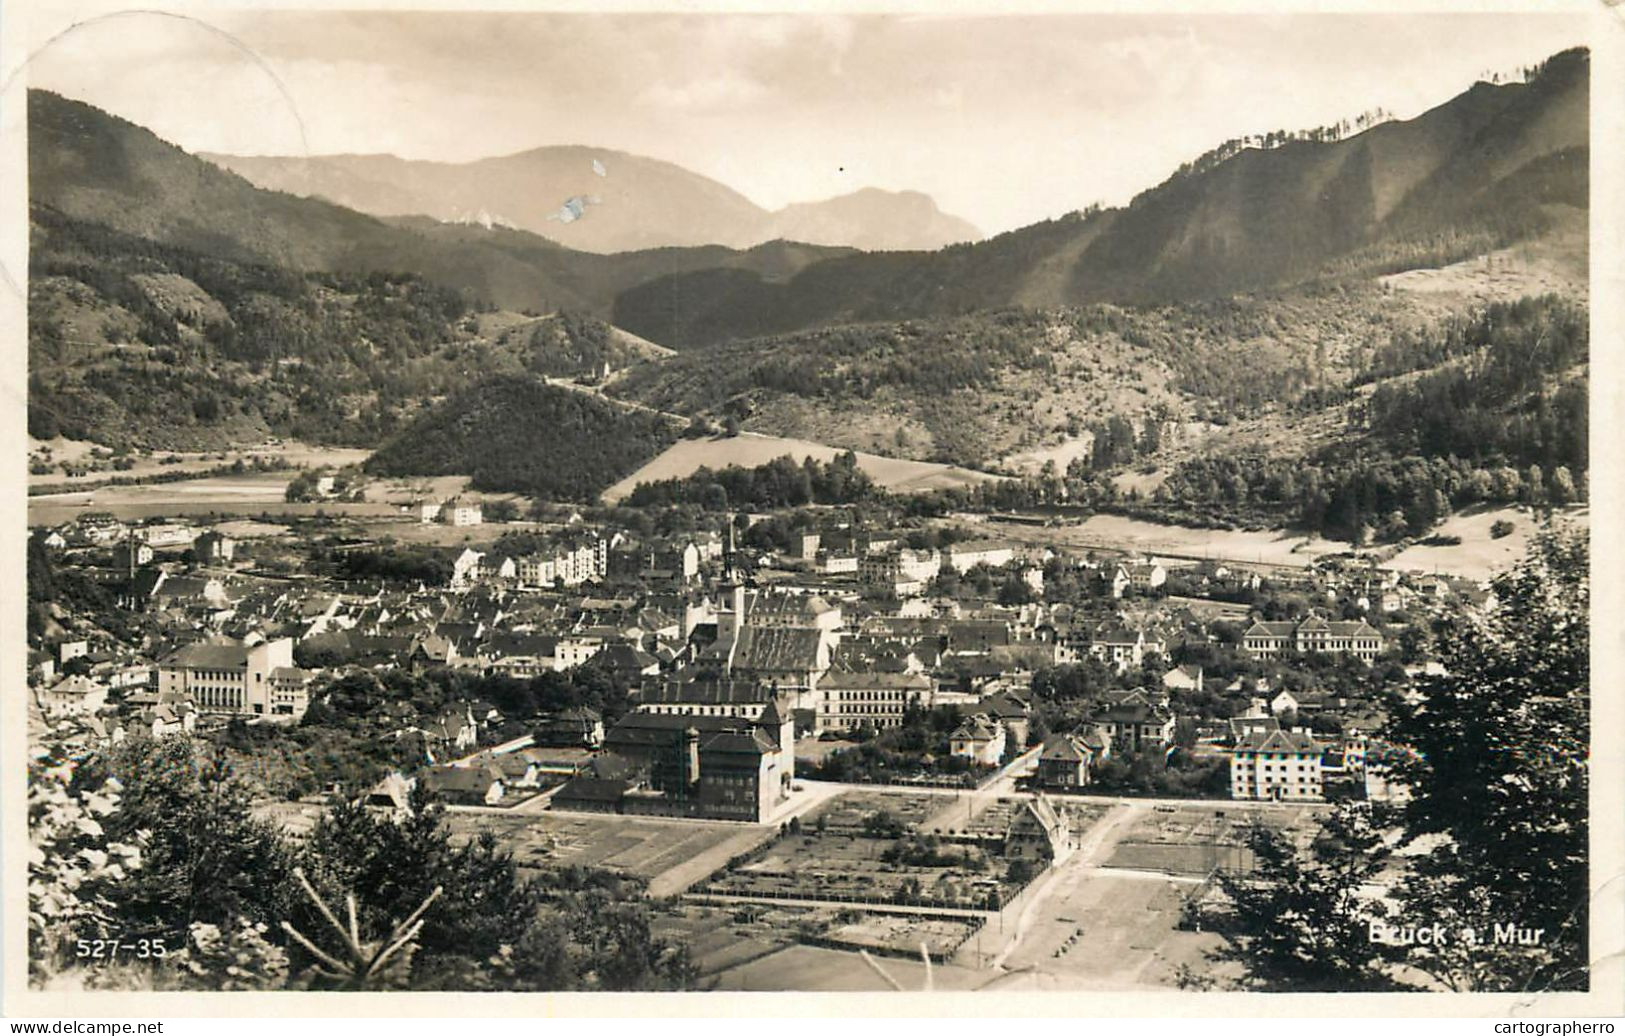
xmin=23 ymin=7 xmax=1592 ymax=235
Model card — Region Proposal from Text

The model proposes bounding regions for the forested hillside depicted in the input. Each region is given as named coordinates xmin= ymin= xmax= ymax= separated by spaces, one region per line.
xmin=608 ymin=288 xmax=1450 ymax=469
xmin=364 ymin=375 xmax=678 ymax=500
xmin=488 ymin=311 xmax=671 ymax=380
xmin=27 ymin=207 xmax=486 ymax=448
xmin=612 ymin=49 xmax=1587 ymax=348
xmin=1140 ymin=296 xmax=1587 ymax=541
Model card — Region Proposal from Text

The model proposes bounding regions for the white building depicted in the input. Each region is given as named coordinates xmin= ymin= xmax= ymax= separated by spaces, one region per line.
xmin=442 ymin=498 xmax=484 ymax=527
xmin=37 ymin=675 xmax=107 ymax=718
xmin=269 ymin=667 xmax=317 ymax=718
xmin=1230 ymin=727 xmax=1325 ymax=801
xmin=820 ymin=552 xmax=859 ymax=575
xmin=137 ymin=523 xmax=197 ymax=548
xmin=451 ymin=548 xmax=484 ymax=589
xmin=946 ymin=541 xmax=1016 ymax=574
xmin=859 ymin=548 xmax=941 ymax=596
xmin=949 ymin=714 xmax=1007 ymax=766
xmin=516 ymin=538 xmax=606 ymax=588
xmin=1242 ymin=616 xmax=1384 ymax=663
xmin=813 ymin=671 xmax=933 ymax=733
xmin=158 ymin=638 xmax=296 ymax=716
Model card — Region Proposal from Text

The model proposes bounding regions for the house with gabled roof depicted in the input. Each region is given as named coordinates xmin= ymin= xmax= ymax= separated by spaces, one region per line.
xmin=949 ymin=714 xmax=1006 ymax=766
xmin=1086 ymin=621 xmax=1163 ymax=673
xmin=976 ymin=688 xmax=1032 ymax=748
xmin=1096 ymin=699 xmax=1175 ymax=753
xmin=421 ymin=702 xmax=480 ymax=758
xmin=37 ymin=674 xmax=107 ymax=718
xmin=1005 ymin=793 xmax=1071 ymax=865
xmin=1241 ymin=619 xmax=1297 ymax=659
xmin=420 ymin=763 xmax=504 ymax=805
xmin=587 ymin=641 xmax=661 ymax=679
xmin=1035 ymin=728 xmax=1111 ymax=789
xmin=535 ymin=707 xmax=605 ymax=748
xmin=1162 ymin=663 xmax=1204 ymax=692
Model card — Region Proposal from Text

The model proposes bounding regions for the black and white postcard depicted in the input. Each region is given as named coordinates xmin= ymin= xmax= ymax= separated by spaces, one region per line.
xmin=4 ymin=0 xmax=1619 ymax=1019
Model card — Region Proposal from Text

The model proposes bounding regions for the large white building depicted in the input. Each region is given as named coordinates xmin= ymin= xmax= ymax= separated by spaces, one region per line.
xmin=946 ymin=541 xmax=1016 ymax=574
xmin=516 ymin=538 xmax=607 ymax=587
xmin=859 ymin=548 xmax=942 ymax=596
xmin=1230 ymin=726 xmax=1325 ymax=801
xmin=158 ymin=638 xmax=298 ymax=716
xmin=813 ymin=671 xmax=933 ymax=733
xmin=1242 ymin=616 xmax=1384 ymax=663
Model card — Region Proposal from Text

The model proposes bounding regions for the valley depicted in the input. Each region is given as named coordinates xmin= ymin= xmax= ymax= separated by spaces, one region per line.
xmin=22 ymin=27 xmax=1597 ymax=1004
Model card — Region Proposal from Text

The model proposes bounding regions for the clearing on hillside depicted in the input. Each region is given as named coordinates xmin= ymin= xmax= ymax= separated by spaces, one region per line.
xmin=600 ymin=432 xmax=1000 ymax=503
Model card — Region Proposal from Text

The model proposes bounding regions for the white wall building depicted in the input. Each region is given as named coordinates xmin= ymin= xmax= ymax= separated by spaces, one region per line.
xmin=1230 ymin=727 xmax=1325 ymax=801
xmin=158 ymin=638 xmax=296 ymax=716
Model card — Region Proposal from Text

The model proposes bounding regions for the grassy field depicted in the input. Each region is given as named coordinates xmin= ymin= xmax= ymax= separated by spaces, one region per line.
xmin=27 ymin=467 xmax=521 ymax=533
xmin=600 ymin=431 xmax=1000 ymax=503
xmin=28 ymin=438 xmax=372 ymax=486
xmin=28 ymin=479 xmax=402 ymax=527
xmin=446 ymin=811 xmax=758 ymax=883
xmin=1382 ymin=504 xmax=1587 ymax=582
xmin=947 ymin=512 xmax=1343 ymax=569
xmin=1378 ymin=218 xmax=1587 ymax=306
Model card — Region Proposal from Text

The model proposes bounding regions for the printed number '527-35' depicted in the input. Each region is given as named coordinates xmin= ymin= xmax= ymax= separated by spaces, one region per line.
xmin=75 ymin=938 xmax=167 ymax=959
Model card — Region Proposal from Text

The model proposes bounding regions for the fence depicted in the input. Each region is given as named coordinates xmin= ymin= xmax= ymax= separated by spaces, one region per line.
xmin=687 ymin=886 xmax=1006 ymax=914
xmin=795 ymin=914 xmax=988 ymax=961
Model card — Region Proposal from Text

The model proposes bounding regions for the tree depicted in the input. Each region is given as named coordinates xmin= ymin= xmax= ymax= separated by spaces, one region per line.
xmin=1383 ymin=528 xmax=1588 ymax=991
xmin=1549 ymin=466 xmax=1577 ymax=505
xmin=482 ymin=499 xmax=519 ymax=523
xmin=1212 ymin=805 xmax=1409 ymax=990
xmin=299 ymin=794 xmax=548 ymax=989
xmin=101 ymin=737 xmax=298 ymax=944
xmin=1210 ymin=531 xmax=1589 ymax=992
xmin=997 ymin=572 xmax=1035 ymax=606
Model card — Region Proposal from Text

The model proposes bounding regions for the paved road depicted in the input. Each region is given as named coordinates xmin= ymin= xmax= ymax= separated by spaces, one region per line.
xmin=986 ymin=801 xmax=1146 ymax=969
xmin=920 ymin=745 xmax=1041 ymax=834
xmin=648 ymin=827 xmax=781 ymax=899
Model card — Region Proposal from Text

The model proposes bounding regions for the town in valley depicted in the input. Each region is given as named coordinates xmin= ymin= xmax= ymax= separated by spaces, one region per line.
xmin=21 ymin=10 xmax=1592 ymax=999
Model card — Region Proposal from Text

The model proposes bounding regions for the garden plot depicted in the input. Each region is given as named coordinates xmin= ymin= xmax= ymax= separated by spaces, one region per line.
xmin=802 ymin=789 xmax=943 ymax=834
xmin=447 ymin=812 xmax=747 ymax=882
xmin=822 ymin=913 xmax=981 ymax=958
xmin=702 ymin=832 xmax=1010 ymax=910
xmin=652 ymin=905 xmax=797 ymax=978
xmin=660 ymin=903 xmax=979 ymax=968
xmin=1103 ymin=805 xmax=1313 ymax=876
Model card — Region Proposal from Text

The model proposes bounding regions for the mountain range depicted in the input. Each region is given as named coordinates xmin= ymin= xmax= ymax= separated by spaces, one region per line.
xmin=30 ymin=48 xmax=1585 ymax=347
xmin=202 ymin=149 xmax=983 ymax=254
xmin=611 ymin=47 xmax=1588 ymax=346
xmin=29 ymin=89 xmax=853 ymax=315
xmin=26 ymin=48 xmax=1590 ymax=486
